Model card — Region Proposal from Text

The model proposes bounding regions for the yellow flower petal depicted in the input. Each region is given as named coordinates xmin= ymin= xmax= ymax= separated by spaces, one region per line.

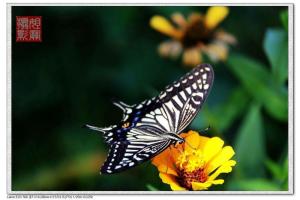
xmin=156 ymin=163 xmax=178 ymax=176
xmin=205 ymin=6 xmax=229 ymax=29
xmin=211 ymin=179 xmax=225 ymax=185
xmin=202 ymin=137 xmax=224 ymax=163
xmin=158 ymin=40 xmax=182 ymax=59
xmin=152 ymin=148 xmax=178 ymax=176
xmin=206 ymin=146 xmax=235 ymax=174
xmin=191 ymin=181 xmax=212 ymax=190
xmin=170 ymin=145 xmax=182 ymax=162
xmin=150 ymin=15 xmax=183 ymax=39
xmin=159 ymin=173 xmax=186 ymax=191
xmin=181 ymin=131 xmax=209 ymax=151
xmin=208 ymin=160 xmax=236 ymax=181
xmin=191 ymin=179 xmax=224 ymax=190
xmin=182 ymin=48 xmax=202 ymax=67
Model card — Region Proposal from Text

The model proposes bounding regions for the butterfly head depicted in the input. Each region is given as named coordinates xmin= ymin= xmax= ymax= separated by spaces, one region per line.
xmin=178 ymin=139 xmax=185 ymax=144
xmin=94 ymin=106 xmax=143 ymax=143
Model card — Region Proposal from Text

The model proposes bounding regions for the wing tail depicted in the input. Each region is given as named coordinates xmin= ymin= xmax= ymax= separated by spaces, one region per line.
xmin=84 ymin=124 xmax=113 ymax=134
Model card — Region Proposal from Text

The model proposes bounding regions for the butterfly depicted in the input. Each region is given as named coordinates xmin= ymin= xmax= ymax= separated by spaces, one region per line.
xmin=85 ymin=63 xmax=214 ymax=174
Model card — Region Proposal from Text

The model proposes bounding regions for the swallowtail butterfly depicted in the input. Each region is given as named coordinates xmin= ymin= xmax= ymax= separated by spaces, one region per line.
xmin=85 ymin=63 xmax=214 ymax=174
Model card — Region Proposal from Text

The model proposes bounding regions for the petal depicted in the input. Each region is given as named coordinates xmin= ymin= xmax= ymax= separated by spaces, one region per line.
xmin=211 ymin=179 xmax=225 ymax=185
xmin=202 ymin=137 xmax=224 ymax=163
xmin=182 ymin=48 xmax=202 ymax=67
xmin=206 ymin=146 xmax=235 ymax=174
xmin=203 ymin=42 xmax=229 ymax=62
xmin=171 ymin=12 xmax=187 ymax=28
xmin=152 ymin=148 xmax=178 ymax=176
xmin=188 ymin=12 xmax=203 ymax=23
xmin=191 ymin=179 xmax=224 ymax=190
xmin=205 ymin=6 xmax=229 ymax=29
xmin=156 ymin=163 xmax=178 ymax=176
xmin=191 ymin=181 xmax=212 ymax=190
xmin=181 ymin=131 xmax=209 ymax=151
xmin=152 ymin=148 xmax=168 ymax=167
xmin=169 ymin=145 xmax=182 ymax=162
xmin=215 ymin=30 xmax=237 ymax=45
xmin=159 ymin=173 xmax=186 ymax=191
xmin=208 ymin=160 xmax=236 ymax=181
xmin=158 ymin=40 xmax=182 ymax=59
xmin=150 ymin=15 xmax=183 ymax=39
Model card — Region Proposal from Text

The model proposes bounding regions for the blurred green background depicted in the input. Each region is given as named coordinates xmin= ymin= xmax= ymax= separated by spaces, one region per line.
xmin=11 ymin=6 xmax=288 ymax=191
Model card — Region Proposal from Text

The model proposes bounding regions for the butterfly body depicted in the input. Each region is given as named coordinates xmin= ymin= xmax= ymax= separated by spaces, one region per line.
xmin=85 ymin=63 xmax=214 ymax=174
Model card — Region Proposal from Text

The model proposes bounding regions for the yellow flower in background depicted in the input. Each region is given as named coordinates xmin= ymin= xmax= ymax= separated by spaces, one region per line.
xmin=150 ymin=6 xmax=237 ymax=67
xmin=152 ymin=130 xmax=236 ymax=191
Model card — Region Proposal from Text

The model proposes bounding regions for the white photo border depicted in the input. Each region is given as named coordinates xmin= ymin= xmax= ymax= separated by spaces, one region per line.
xmin=6 ymin=3 xmax=294 ymax=195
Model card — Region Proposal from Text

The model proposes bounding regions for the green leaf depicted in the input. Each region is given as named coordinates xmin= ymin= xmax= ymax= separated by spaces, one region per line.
xmin=263 ymin=28 xmax=288 ymax=84
xmin=280 ymin=10 xmax=288 ymax=31
xmin=227 ymin=53 xmax=288 ymax=121
xmin=146 ymin=184 xmax=159 ymax=191
xmin=265 ymin=154 xmax=289 ymax=190
xmin=281 ymin=154 xmax=289 ymax=190
xmin=234 ymin=104 xmax=266 ymax=178
xmin=227 ymin=179 xmax=281 ymax=191
xmin=265 ymin=159 xmax=282 ymax=181
xmin=282 ymin=155 xmax=288 ymax=179
xmin=282 ymin=156 xmax=289 ymax=190
xmin=202 ymin=87 xmax=249 ymax=133
xmin=214 ymin=87 xmax=249 ymax=132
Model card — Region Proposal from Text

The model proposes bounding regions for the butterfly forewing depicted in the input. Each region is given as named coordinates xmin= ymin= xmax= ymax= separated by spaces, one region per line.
xmin=138 ymin=63 xmax=214 ymax=134
xmin=90 ymin=64 xmax=214 ymax=174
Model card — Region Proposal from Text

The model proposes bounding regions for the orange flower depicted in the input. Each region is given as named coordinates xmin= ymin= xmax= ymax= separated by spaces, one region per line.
xmin=152 ymin=130 xmax=236 ymax=190
xmin=150 ymin=7 xmax=237 ymax=67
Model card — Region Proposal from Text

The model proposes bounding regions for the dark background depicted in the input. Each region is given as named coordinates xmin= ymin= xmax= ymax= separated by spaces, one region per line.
xmin=11 ymin=6 xmax=288 ymax=191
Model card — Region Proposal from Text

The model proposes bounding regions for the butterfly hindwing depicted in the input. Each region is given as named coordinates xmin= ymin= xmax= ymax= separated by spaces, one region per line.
xmin=101 ymin=136 xmax=171 ymax=174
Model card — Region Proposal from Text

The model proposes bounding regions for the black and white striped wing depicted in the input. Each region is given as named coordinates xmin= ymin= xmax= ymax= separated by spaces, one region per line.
xmin=100 ymin=133 xmax=171 ymax=174
xmin=136 ymin=63 xmax=214 ymax=134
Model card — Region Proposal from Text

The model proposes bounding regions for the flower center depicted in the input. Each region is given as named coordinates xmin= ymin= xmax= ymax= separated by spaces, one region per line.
xmin=181 ymin=18 xmax=215 ymax=48
xmin=177 ymin=168 xmax=208 ymax=190
xmin=175 ymin=148 xmax=208 ymax=190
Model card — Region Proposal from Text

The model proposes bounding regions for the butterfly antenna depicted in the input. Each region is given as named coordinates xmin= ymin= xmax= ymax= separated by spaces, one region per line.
xmin=198 ymin=125 xmax=211 ymax=134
